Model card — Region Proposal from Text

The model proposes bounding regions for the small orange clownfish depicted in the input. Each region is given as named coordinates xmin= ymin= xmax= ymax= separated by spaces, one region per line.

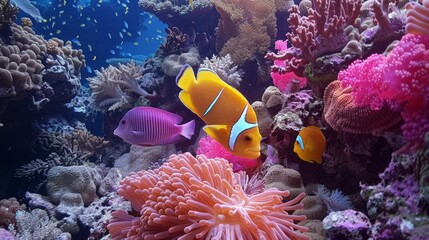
xmin=293 ymin=126 xmax=326 ymax=164
xmin=176 ymin=64 xmax=262 ymax=159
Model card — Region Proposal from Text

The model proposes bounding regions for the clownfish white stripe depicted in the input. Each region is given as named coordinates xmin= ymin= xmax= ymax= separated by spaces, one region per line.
xmin=203 ymin=88 xmax=224 ymax=116
xmin=228 ymin=105 xmax=257 ymax=151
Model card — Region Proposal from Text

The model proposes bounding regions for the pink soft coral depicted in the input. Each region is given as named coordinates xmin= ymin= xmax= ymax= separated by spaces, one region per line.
xmin=339 ymin=34 xmax=429 ymax=150
xmin=270 ymin=40 xmax=307 ymax=92
xmin=108 ymin=153 xmax=309 ymax=240
xmin=197 ymin=136 xmax=260 ymax=172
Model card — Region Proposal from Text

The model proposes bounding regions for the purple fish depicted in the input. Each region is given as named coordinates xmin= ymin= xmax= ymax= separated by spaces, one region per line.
xmin=113 ymin=106 xmax=195 ymax=146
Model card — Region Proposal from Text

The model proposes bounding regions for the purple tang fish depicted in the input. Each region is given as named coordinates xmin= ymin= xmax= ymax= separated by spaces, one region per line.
xmin=114 ymin=106 xmax=195 ymax=146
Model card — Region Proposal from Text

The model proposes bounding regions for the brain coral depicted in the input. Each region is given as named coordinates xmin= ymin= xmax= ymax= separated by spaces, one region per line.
xmin=108 ymin=153 xmax=309 ymax=240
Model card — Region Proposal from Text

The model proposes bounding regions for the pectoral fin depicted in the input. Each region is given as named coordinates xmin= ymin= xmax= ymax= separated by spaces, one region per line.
xmin=132 ymin=130 xmax=145 ymax=137
xmin=203 ymin=125 xmax=228 ymax=143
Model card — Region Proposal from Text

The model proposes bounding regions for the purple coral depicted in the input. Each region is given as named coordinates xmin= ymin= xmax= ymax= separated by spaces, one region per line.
xmin=323 ymin=209 xmax=371 ymax=240
xmin=0 ymin=228 xmax=14 ymax=240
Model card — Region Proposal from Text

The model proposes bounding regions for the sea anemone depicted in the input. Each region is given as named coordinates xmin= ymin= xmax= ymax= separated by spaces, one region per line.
xmin=108 ymin=153 xmax=309 ymax=240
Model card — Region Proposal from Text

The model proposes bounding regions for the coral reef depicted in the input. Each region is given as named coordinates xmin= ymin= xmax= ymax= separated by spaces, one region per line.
xmin=16 ymin=127 xmax=108 ymax=178
xmin=266 ymin=0 xmax=405 ymax=96
xmin=161 ymin=47 xmax=201 ymax=77
xmin=11 ymin=209 xmax=71 ymax=240
xmin=323 ymin=80 xmax=402 ymax=135
xmin=46 ymin=165 xmax=101 ymax=206
xmin=159 ymin=27 xmax=191 ymax=56
xmin=0 ymin=0 xmax=18 ymax=29
xmin=339 ymin=34 xmax=429 ymax=151
xmin=322 ymin=209 xmax=371 ymax=240
xmin=88 ymin=62 xmax=156 ymax=112
xmin=0 ymin=197 xmax=26 ymax=228
xmin=212 ymin=0 xmax=277 ymax=66
xmin=113 ymin=144 xmax=176 ymax=175
xmin=360 ymin=153 xmax=429 ymax=239
xmin=108 ymin=153 xmax=309 ymax=239
xmin=201 ymin=53 xmax=243 ymax=87
xmin=264 ymin=164 xmax=306 ymax=201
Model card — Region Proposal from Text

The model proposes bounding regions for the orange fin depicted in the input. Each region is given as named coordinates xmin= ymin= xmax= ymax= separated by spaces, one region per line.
xmin=197 ymin=68 xmax=223 ymax=84
xmin=179 ymin=91 xmax=198 ymax=114
xmin=203 ymin=125 xmax=228 ymax=144
xmin=176 ymin=64 xmax=196 ymax=91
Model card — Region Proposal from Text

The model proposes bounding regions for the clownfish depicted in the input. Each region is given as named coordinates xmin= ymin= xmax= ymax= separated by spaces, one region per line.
xmin=176 ymin=64 xmax=262 ymax=159
xmin=293 ymin=126 xmax=326 ymax=164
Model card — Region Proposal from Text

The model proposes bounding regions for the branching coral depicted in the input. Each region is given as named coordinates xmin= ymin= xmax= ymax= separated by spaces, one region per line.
xmin=108 ymin=153 xmax=309 ymax=240
xmin=159 ymin=27 xmax=190 ymax=56
xmin=201 ymin=54 xmax=243 ymax=87
xmin=266 ymin=0 xmax=361 ymax=75
xmin=16 ymin=128 xmax=108 ymax=178
xmin=88 ymin=62 xmax=156 ymax=112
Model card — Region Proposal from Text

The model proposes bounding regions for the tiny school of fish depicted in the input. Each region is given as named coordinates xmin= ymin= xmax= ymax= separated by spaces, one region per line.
xmin=114 ymin=64 xmax=326 ymax=165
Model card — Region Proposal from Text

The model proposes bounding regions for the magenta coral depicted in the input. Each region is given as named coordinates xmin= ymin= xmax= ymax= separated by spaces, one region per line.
xmin=339 ymin=34 xmax=429 ymax=149
xmin=108 ymin=153 xmax=309 ymax=240
xmin=197 ymin=136 xmax=260 ymax=172
xmin=270 ymin=40 xmax=307 ymax=92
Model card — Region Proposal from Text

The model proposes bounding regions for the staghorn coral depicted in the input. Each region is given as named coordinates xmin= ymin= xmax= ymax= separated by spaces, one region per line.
xmin=108 ymin=153 xmax=309 ymax=240
xmin=212 ymin=0 xmax=277 ymax=66
xmin=201 ymin=53 xmax=243 ymax=87
xmin=323 ymin=80 xmax=402 ymax=135
xmin=88 ymin=62 xmax=156 ymax=112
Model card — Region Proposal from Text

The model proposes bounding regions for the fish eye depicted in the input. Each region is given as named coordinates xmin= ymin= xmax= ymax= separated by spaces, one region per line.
xmin=121 ymin=120 xmax=126 ymax=125
xmin=244 ymin=135 xmax=252 ymax=142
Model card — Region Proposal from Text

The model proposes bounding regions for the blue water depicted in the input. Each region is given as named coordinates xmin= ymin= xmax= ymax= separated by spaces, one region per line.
xmin=25 ymin=0 xmax=166 ymax=79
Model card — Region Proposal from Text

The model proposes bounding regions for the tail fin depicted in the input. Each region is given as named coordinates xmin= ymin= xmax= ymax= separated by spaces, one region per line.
xmin=180 ymin=120 xmax=195 ymax=139
xmin=176 ymin=64 xmax=196 ymax=90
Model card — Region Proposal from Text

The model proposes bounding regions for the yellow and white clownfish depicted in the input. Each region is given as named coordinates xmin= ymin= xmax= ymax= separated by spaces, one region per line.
xmin=176 ymin=64 xmax=262 ymax=159
xmin=293 ymin=126 xmax=326 ymax=164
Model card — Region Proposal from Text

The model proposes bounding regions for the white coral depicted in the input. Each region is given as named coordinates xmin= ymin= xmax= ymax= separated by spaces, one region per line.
xmin=88 ymin=62 xmax=155 ymax=112
xmin=201 ymin=54 xmax=244 ymax=87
